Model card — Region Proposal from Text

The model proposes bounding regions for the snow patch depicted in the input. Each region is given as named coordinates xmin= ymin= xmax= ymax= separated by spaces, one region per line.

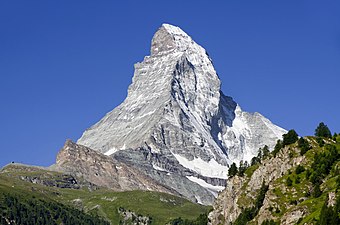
xmin=104 ymin=147 xmax=118 ymax=156
xmin=186 ymin=176 xmax=225 ymax=197
xmin=152 ymin=164 xmax=168 ymax=172
xmin=173 ymin=153 xmax=229 ymax=179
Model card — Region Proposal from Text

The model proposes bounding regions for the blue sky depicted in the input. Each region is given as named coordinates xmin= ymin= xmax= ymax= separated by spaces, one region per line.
xmin=1 ymin=1 xmax=339 ymax=167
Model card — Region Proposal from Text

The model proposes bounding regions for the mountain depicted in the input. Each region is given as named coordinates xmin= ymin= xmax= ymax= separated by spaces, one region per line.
xmin=209 ymin=135 xmax=340 ymax=225
xmin=76 ymin=24 xmax=286 ymax=205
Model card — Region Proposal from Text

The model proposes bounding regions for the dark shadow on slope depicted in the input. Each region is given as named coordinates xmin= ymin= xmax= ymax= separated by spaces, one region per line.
xmin=209 ymin=92 xmax=237 ymax=156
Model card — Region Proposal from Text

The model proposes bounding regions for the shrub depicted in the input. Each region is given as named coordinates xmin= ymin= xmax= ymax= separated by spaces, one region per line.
xmin=286 ymin=177 xmax=293 ymax=187
xmin=312 ymin=184 xmax=322 ymax=198
xmin=298 ymin=137 xmax=311 ymax=155
xmin=295 ymin=165 xmax=305 ymax=174
xmin=295 ymin=176 xmax=301 ymax=184
xmin=272 ymin=140 xmax=283 ymax=156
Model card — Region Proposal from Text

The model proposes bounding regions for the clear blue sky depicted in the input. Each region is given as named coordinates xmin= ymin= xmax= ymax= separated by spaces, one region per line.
xmin=1 ymin=1 xmax=339 ymax=168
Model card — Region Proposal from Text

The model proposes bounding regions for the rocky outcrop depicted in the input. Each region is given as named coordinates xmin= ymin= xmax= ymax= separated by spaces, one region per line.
xmin=209 ymin=176 xmax=246 ymax=224
xmin=76 ymin=24 xmax=286 ymax=204
xmin=55 ymin=140 xmax=177 ymax=195
xmin=118 ymin=207 xmax=151 ymax=225
xmin=0 ymin=163 xmax=97 ymax=191
xmin=19 ymin=174 xmax=94 ymax=190
xmin=209 ymin=145 xmax=307 ymax=225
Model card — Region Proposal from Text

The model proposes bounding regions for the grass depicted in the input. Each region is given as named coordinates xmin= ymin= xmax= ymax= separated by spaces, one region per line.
xmin=245 ymin=164 xmax=259 ymax=178
xmin=0 ymin=164 xmax=211 ymax=224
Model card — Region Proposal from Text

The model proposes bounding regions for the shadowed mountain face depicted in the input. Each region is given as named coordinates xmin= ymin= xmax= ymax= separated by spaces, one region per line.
xmin=77 ymin=24 xmax=286 ymax=205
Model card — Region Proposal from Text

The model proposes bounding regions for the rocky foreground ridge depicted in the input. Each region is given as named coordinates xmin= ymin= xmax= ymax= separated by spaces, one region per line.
xmin=209 ymin=134 xmax=340 ymax=224
xmin=74 ymin=23 xmax=286 ymax=205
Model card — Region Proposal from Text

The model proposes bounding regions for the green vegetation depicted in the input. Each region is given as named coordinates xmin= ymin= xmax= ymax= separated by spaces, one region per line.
xmin=0 ymin=193 xmax=109 ymax=225
xmin=318 ymin=194 xmax=340 ymax=224
xmin=272 ymin=140 xmax=283 ymax=156
xmin=234 ymin=181 xmax=269 ymax=225
xmin=228 ymin=122 xmax=340 ymax=224
xmin=309 ymin=144 xmax=339 ymax=185
xmin=228 ymin=162 xmax=238 ymax=177
xmin=0 ymin=165 xmax=210 ymax=225
xmin=298 ymin=137 xmax=311 ymax=155
xmin=315 ymin=122 xmax=332 ymax=138
xmin=286 ymin=176 xmax=293 ymax=187
xmin=282 ymin=129 xmax=299 ymax=147
xmin=238 ymin=160 xmax=249 ymax=177
xmin=168 ymin=213 xmax=209 ymax=225
xmin=261 ymin=219 xmax=279 ymax=225
xmin=295 ymin=165 xmax=305 ymax=174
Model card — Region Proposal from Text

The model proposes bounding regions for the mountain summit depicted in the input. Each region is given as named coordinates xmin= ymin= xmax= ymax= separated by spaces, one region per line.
xmin=77 ymin=24 xmax=286 ymax=204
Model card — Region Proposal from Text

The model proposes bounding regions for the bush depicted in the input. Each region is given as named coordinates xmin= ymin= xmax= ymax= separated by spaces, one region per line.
xmin=317 ymin=137 xmax=325 ymax=147
xmin=272 ymin=140 xmax=283 ymax=156
xmin=295 ymin=165 xmax=305 ymax=174
xmin=261 ymin=219 xmax=279 ymax=225
xmin=298 ymin=137 xmax=311 ymax=155
xmin=312 ymin=184 xmax=322 ymax=198
xmin=286 ymin=177 xmax=293 ymax=187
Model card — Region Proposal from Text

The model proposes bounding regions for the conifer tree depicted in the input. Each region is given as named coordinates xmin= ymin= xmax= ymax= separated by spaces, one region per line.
xmin=228 ymin=162 xmax=238 ymax=178
xmin=315 ymin=122 xmax=332 ymax=138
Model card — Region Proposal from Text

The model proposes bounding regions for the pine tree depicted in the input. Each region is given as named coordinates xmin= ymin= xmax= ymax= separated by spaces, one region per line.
xmin=315 ymin=122 xmax=332 ymax=138
xmin=298 ymin=137 xmax=310 ymax=155
xmin=228 ymin=163 xmax=238 ymax=178
xmin=262 ymin=145 xmax=270 ymax=159
xmin=272 ymin=140 xmax=283 ymax=156
xmin=282 ymin=129 xmax=299 ymax=146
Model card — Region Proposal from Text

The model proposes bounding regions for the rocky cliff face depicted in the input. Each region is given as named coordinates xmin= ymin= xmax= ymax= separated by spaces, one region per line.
xmin=77 ymin=24 xmax=286 ymax=205
xmin=209 ymin=136 xmax=340 ymax=225
xmin=55 ymin=140 xmax=177 ymax=195
xmin=209 ymin=145 xmax=306 ymax=224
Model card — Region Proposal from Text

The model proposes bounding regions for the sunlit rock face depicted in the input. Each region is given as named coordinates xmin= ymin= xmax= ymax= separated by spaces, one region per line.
xmin=77 ymin=24 xmax=286 ymax=205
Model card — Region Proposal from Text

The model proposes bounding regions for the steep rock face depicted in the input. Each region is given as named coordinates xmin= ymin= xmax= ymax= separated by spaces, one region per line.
xmin=209 ymin=145 xmax=307 ymax=224
xmin=55 ymin=140 xmax=176 ymax=195
xmin=77 ymin=24 xmax=286 ymax=204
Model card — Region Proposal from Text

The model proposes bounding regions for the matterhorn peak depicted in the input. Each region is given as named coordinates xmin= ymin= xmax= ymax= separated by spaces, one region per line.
xmin=151 ymin=23 xmax=193 ymax=55
xmin=151 ymin=23 xmax=209 ymax=65
xmin=77 ymin=24 xmax=286 ymax=205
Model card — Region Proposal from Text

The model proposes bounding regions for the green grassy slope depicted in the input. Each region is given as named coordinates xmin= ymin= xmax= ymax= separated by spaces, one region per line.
xmin=0 ymin=164 xmax=210 ymax=224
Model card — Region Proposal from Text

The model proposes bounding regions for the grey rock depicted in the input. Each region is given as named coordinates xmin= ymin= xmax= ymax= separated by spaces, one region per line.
xmin=77 ymin=24 xmax=286 ymax=205
xmin=55 ymin=140 xmax=177 ymax=195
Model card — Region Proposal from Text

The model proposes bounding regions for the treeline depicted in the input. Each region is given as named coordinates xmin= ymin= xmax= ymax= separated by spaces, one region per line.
xmin=228 ymin=122 xmax=336 ymax=178
xmin=0 ymin=192 xmax=109 ymax=225
xmin=168 ymin=213 xmax=208 ymax=225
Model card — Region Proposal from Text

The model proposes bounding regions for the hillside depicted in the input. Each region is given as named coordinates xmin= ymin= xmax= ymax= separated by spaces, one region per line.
xmin=0 ymin=164 xmax=210 ymax=225
xmin=209 ymin=130 xmax=340 ymax=224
